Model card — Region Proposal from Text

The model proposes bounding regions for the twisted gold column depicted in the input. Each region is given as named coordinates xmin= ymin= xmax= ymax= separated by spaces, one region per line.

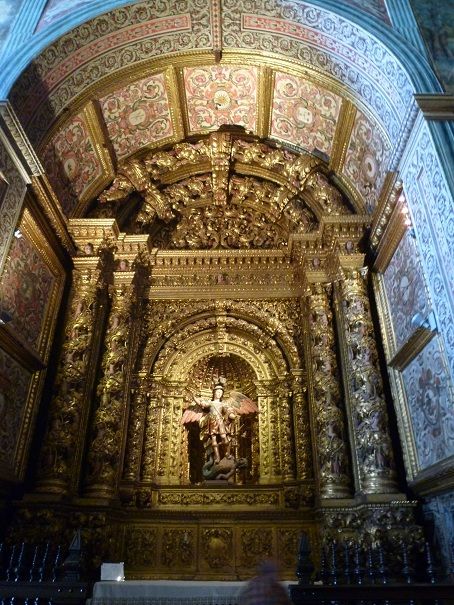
xmin=36 ymin=257 xmax=107 ymax=495
xmin=84 ymin=278 xmax=136 ymax=498
xmin=335 ymin=268 xmax=398 ymax=495
xmin=307 ymin=284 xmax=351 ymax=498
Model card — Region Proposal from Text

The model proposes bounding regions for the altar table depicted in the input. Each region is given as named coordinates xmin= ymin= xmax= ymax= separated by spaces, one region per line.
xmin=91 ymin=580 xmax=244 ymax=605
xmin=91 ymin=580 xmax=292 ymax=605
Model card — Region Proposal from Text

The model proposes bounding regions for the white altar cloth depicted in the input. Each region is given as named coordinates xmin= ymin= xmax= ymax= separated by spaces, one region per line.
xmin=91 ymin=580 xmax=248 ymax=605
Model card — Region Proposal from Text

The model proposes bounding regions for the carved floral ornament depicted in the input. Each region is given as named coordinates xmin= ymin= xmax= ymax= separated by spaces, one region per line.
xmin=95 ymin=132 xmax=354 ymax=251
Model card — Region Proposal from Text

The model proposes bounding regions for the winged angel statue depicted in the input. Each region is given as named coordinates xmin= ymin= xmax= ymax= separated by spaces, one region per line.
xmin=182 ymin=377 xmax=258 ymax=481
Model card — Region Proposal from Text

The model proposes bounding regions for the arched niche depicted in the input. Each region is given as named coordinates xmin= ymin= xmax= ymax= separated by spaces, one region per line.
xmin=140 ymin=314 xmax=307 ymax=486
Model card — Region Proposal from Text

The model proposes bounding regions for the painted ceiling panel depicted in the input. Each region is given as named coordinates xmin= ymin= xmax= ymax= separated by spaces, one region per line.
xmin=41 ymin=111 xmax=103 ymax=216
xmin=184 ymin=65 xmax=258 ymax=134
xmin=342 ymin=109 xmax=391 ymax=213
xmin=223 ymin=0 xmax=412 ymax=139
xmin=100 ymin=72 xmax=174 ymax=159
xmin=270 ymin=72 xmax=341 ymax=156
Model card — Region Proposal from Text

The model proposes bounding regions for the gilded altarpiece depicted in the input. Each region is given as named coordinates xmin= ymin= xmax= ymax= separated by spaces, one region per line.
xmin=4 ymin=134 xmax=424 ymax=579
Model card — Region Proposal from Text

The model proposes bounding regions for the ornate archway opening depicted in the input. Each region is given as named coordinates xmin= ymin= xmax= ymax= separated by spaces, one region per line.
xmin=142 ymin=310 xmax=303 ymax=487
xmin=182 ymin=352 xmax=258 ymax=485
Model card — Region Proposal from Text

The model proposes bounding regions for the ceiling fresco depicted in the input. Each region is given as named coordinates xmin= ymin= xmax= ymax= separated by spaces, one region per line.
xmin=184 ymin=65 xmax=258 ymax=134
xmin=270 ymin=72 xmax=342 ymax=156
xmin=34 ymin=0 xmax=391 ymax=35
xmin=342 ymin=109 xmax=392 ymax=213
xmin=8 ymin=0 xmax=417 ymax=222
xmin=100 ymin=72 xmax=174 ymax=159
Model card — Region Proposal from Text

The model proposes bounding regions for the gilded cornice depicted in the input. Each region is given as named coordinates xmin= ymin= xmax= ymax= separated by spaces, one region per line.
xmin=68 ymin=218 xmax=120 ymax=250
xmin=409 ymin=454 xmax=454 ymax=496
xmin=31 ymin=175 xmax=76 ymax=255
xmin=414 ymin=95 xmax=454 ymax=120
xmin=373 ymin=199 xmax=408 ymax=273
xmin=369 ymin=171 xmax=400 ymax=249
xmin=389 ymin=327 xmax=436 ymax=371
xmin=0 ymin=102 xmax=43 ymax=176
xmin=329 ymin=99 xmax=357 ymax=173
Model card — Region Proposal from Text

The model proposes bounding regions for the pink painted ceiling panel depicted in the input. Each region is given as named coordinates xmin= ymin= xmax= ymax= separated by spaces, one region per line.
xmin=100 ymin=72 xmax=173 ymax=159
xmin=184 ymin=65 xmax=257 ymax=133
xmin=271 ymin=72 xmax=341 ymax=155
xmin=41 ymin=112 xmax=101 ymax=216
xmin=342 ymin=110 xmax=391 ymax=213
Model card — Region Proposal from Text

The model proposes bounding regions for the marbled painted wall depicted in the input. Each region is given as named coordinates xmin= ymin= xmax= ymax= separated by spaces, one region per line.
xmin=410 ymin=0 xmax=454 ymax=93
xmin=382 ymin=230 xmax=432 ymax=353
xmin=0 ymin=348 xmax=33 ymax=479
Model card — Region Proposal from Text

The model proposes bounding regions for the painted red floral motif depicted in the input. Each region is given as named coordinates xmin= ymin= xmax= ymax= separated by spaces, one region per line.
xmin=184 ymin=66 xmax=257 ymax=132
xmin=343 ymin=110 xmax=390 ymax=213
xmin=42 ymin=113 xmax=100 ymax=216
xmin=100 ymin=73 xmax=173 ymax=159
xmin=0 ymin=234 xmax=54 ymax=350
xmin=271 ymin=72 xmax=341 ymax=155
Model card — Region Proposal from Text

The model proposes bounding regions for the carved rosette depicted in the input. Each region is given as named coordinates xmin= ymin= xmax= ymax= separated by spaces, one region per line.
xmin=36 ymin=261 xmax=105 ymax=494
xmin=336 ymin=269 xmax=398 ymax=494
xmin=307 ymin=284 xmax=351 ymax=498
xmin=85 ymin=280 xmax=136 ymax=497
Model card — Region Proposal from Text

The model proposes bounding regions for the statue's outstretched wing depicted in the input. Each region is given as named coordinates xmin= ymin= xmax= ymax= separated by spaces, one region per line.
xmin=227 ymin=391 xmax=258 ymax=415
xmin=181 ymin=402 xmax=204 ymax=425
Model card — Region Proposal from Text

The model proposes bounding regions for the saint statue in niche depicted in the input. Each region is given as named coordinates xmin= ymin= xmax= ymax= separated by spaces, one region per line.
xmin=182 ymin=376 xmax=258 ymax=481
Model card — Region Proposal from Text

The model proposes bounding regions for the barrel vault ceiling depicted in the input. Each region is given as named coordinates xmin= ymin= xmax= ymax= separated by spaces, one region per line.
xmin=9 ymin=1 xmax=415 ymax=224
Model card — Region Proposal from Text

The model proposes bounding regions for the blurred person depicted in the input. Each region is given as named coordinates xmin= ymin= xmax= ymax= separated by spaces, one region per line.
xmin=239 ymin=559 xmax=291 ymax=605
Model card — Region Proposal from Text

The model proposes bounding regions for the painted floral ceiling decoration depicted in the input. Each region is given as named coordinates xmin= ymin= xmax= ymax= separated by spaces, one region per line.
xmin=10 ymin=0 xmax=413 ymax=221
